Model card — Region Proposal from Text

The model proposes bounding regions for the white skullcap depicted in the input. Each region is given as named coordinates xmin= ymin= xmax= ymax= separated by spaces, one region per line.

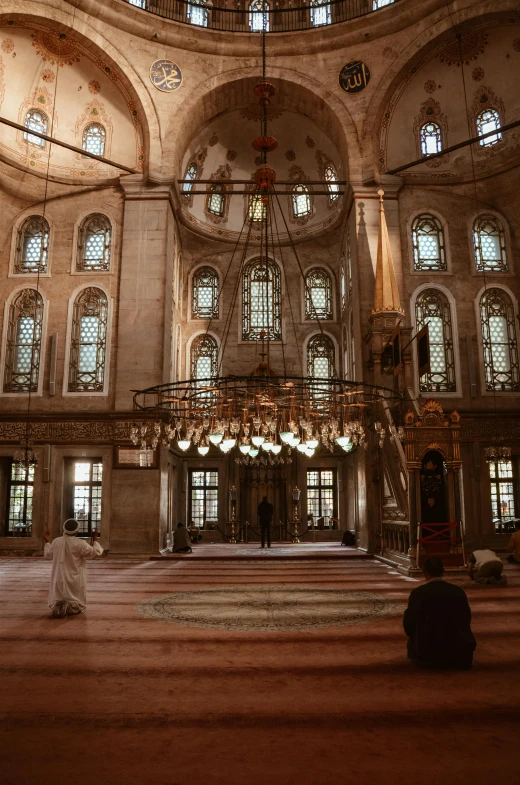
xmin=63 ymin=518 xmax=79 ymax=535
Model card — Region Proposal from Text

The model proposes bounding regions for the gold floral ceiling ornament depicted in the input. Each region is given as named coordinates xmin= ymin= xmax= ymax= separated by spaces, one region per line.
xmin=31 ymin=30 xmax=81 ymax=67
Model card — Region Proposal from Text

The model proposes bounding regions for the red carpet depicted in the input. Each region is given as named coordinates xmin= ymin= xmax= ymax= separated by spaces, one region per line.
xmin=0 ymin=546 xmax=518 ymax=785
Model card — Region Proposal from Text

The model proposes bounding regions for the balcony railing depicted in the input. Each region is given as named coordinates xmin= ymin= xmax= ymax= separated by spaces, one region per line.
xmin=123 ymin=0 xmax=400 ymax=34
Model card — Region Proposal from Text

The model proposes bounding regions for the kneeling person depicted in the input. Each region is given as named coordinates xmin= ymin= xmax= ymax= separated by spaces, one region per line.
xmin=172 ymin=522 xmax=193 ymax=554
xmin=404 ymin=556 xmax=476 ymax=669
xmin=44 ymin=519 xmax=103 ymax=618
xmin=468 ymin=549 xmax=506 ymax=585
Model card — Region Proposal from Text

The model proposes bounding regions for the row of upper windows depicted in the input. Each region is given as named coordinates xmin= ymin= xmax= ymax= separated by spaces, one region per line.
xmin=183 ymin=162 xmax=339 ymax=218
xmin=9 ymin=213 xmax=112 ymax=275
xmin=420 ymin=109 xmax=503 ymax=157
xmin=411 ymin=286 xmax=519 ymax=395
xmin=191 ymin=263 xmax=334 ymax=322
xmin=1 ymin=287 xmax=110 ymax=396
xmin=24 ymin=110 xmax=106 ymax=156
xmin=129 ymin=0 xmax=395 ymax=30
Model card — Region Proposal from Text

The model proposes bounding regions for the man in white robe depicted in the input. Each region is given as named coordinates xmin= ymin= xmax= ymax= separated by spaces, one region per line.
xmin=44 ymin=519 xmax=103 ymax=618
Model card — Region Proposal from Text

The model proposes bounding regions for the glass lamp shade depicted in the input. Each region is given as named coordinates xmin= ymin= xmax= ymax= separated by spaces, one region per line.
xmin=209 ymin=432 xmax=223 ymax=445
xmin=177 ymin=440 xmax=191 ymax=451
xmin=342 ymin=443 xmax=353 ymax=453
xmin=249 ymin=448 xmax=259 ymax=458
xmin=271 ymin=444 xmax=282 ymax=455
xmin=289 ymin=436 xmax=301 ymax=447
xmin=296 ymin=442 xmax=307 ymax=453
xmin=197 ymin=445 xmax=210 ymax=456
xmin=223 ymin=438 xmax=236 ymax=450
xmin=262 ymin=441 xmax=273 ymax=452
xmin=306 ymin=439 xmax=319 ymax=449
xmin=292 ymin=487 xmax=301 ymax=502
xmin=252 ymin=435 xmax=265 ymax=447
xmin=219 ymin=442 xmax=231 ymax=453
xmin=279 ymin=431 xmax=293 ymax=444
xmin=239 ymin=443 xmax=251 ymax=455
xmin=335 ymin=435 xmax=351 ymax=448
xmin=305 ymin=448 xmax=315 ymax=458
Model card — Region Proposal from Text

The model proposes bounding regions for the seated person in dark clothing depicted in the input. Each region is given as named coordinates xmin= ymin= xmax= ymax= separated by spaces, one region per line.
xmin=403 ymin=556 xmax=476 ymax=670
xmin=172 ymin=522 xmax=192 ymax=553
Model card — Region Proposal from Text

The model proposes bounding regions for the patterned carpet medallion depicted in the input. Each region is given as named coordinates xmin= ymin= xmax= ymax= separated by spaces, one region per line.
xmin=135 ymin=585 xmax=403 ymax=631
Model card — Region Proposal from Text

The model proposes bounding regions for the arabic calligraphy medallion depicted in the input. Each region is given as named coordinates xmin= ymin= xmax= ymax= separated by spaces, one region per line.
xmin=339 ymin=61 xmax=371 ymax=94
xmin=149 ymin=59 xmax=183 ymax=93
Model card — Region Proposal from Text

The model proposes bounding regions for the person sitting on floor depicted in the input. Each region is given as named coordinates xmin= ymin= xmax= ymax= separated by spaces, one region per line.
xmin=403 ymin=556 xmax=476 ymax=670
xmin=507 ymin=521 xmax=520 ymax=564
xmin=468 ymin=548 xmax=507 ymax=585
xmin=44 ymin=519 xmax=103 ymax=618
xmin=172 ymin=522 xmax=193 ymax=554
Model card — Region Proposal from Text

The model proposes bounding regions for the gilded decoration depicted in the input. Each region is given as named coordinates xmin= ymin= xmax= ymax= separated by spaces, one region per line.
xmin=0 ymin=421 xmax=132 ymax=442
xmin=88 ymin=80 xmax=101 ymax=94
xmin=472 ymin=67 xmax=485 ymax=81
xmin=1 ymin=38 xmax=14 ymax=54
xmin=31 ymin=30 xmax=81 ymax=67
xmin=423 ymin=80 xmax=437 ymax=94
xmin=438 ymin=31 xmax=488 ymax=66
xmin=239 ymin=104 xmax=284 ymax=122
xmin=338 ymin=61 xmax=371 ymax=94
xmin=149 ymin=59 xmax=182 ymax=92
xmin=41 ymin=69 xmax=55 ymax=83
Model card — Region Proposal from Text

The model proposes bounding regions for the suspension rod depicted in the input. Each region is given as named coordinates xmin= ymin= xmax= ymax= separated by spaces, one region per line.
xmin=183 ymin=190 xmax=345 ymax=195
xmin=177 ymin=179 xmax=348 ymax=185
xmin=0 ymin=116 xmax=139 ymax=174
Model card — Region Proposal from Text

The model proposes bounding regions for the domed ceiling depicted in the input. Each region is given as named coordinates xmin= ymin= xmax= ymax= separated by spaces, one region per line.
xmin=180 ymin=106 xmax=344 ymax=243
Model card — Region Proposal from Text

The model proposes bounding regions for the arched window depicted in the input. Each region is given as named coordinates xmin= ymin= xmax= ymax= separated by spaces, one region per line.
xmin=242 ymin=258 xmax=282 ymax=341
xmin=188 ymin=0 xmax=208 ymax=27
xmin=420 ymin=122 xmax=443 ymax=156
xmin=305 ymin=268 xmax=333 ymax=320
xmin=68 ymin=288 xmax=109 ymax=393
xmin=77 ymin=214 xmax=112 ymax=272
xmin=324 ymin=164 xmax=339 ymax=202
xmin=23 ymin=109 xmax=48 ymax=148
xmin=207 ymin=184 xmax=225 ymax=217
xmin=411 ymin=214 xmax=447 ymax=271
xmin=476 ymin=109 xmax=502 ymax=147
xmin=82 ymin=123 xmax=106 ymax=156
xmin=307 ymin=335 xmax=335 ymax=405
xmin=473 ymin=215 xmax=508 ymax=273
xmin=15 ymin=216 xmax=50 ymax=275
xmin=480 ymin=288 xmax=519 ymax=392
xmin=182 ymin=163 xmax=198 ymax=195
xmin=292 ymin=184 xmax=311 ymax=218
xmin=310 ymin=0 xmax=331 ymax=27
xmin=192 ymin=267 xmax=219 ymax=319
xmin=190 ymin=334 xmax=218 ymax=382
xmin=415 ymin=288 xmax=456 ymax=393
xmin=249 ymin=0 xmax=269 ymax=31
xmin=248 ymin=193 xmax=267 ymax=223
xmin=373 ymin=0 xmax=394 ymax=8
xmin=3 ymin=290 xmax=44 ymax=393
xmin=340 ymin=262 xmax=346 ymax=310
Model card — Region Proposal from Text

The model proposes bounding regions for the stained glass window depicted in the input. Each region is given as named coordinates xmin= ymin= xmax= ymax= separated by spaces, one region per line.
xmin=307 ymin=334 xmax=335 ymax=378
xmin=489 ymin=460 xmax=516 ymax=530
xmin=6 ymin=463 xmax=34 ymax=537
xmin=420 ymin=122 xmax=443 ymax=156
xmin=3 ymin=289 xmax=44 ymax=393
xmin=68 ymin=288 xmax=108 ymax=393
xmin=242 ymin=258 xmax=282 ymax=341
xmin=415 ymin=288 xmax=456 ymax=392
xmin=192 ymin=267 xmax=219 ymax=319
xmin=188 ymin=1 xmax=208 ymax=26
xmin=310 ymin=0 xmax=331 ymax=27
xmin=207 ymin=184 xmax=225 ymax=217
xmin=189 ymin=470 xmax=218 ymax=527
xmin=324 ymin=164 xmax=339 ymax=201
xmin=473 ymin=215 xmax=508 ymax=273
xmin=183 ymin=163 xmax=198 ymax=195
xmin=292 ymin=184 xmax=311 ymax=218
xmin=307 ymin=469 xmax=337 ymax=528
xmin=71 ymin=459 xmax=102 ymax=537
xmin=190 ymin=334 xmax=218 ymax=383
xmin=480 ymin=288 xmax=520 ymax=392
xmin=77 ymin=214 xmax=112 ymax=272
xmin=82 ymin=123 xmax=106 ymax=156
xmin=411 ymin=214 xmax=446 ymax=271
xmin=15 ymin=216 xmax=49 ymax=275
xmin=249 ymin=0 xmax=269 ymax=31
xmin=476 ymin=109 xmax=502 ymax=147
xmin=248 ymin=193 xmax=267 ymax=222
xmin=23 ymin=109 xmax=48 ymax=148
xmin=305 ymin=268 xmax=333 ymax=320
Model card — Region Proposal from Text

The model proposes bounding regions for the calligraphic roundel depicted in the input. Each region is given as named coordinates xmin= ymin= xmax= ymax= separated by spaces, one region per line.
xmin=149 ymin=59 xmax=183 ymax=92
xmin=338 ymin=61 xmax=371 ymax=94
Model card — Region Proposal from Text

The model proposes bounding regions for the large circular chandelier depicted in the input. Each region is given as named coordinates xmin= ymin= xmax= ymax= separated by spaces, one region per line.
xmin=131 ymin=29 xmax=401 ymax=463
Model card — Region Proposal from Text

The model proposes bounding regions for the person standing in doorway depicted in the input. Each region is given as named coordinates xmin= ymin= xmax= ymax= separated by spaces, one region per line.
xmin=258 ymin=496 xmax=274 ymax=549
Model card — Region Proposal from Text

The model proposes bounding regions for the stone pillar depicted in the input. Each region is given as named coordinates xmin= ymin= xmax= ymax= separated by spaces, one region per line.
xmin=116 ymin=176 xmax=177 ymax=410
